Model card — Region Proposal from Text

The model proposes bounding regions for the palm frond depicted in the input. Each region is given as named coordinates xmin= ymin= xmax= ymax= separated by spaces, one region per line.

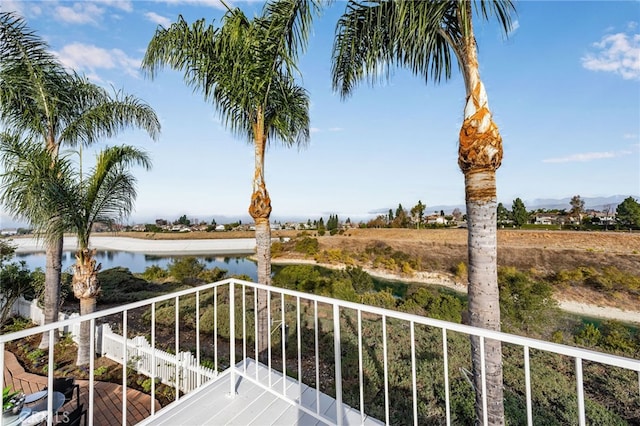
xmin=332 ymin=0 xmax=516 ymax=98
xmin=0 ymin=133 xmax=76 ymax=244
xmin=0 ymin=12 xmax=70 ymax=142
xmin=59 ymin=76 xmax=161 ymax=147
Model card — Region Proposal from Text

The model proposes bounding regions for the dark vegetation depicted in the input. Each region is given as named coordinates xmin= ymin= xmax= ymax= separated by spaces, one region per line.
xmin=2 ymin=237 xmax=639 ymax=423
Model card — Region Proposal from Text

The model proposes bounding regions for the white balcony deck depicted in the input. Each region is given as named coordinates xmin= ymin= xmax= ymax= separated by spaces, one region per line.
xmin=138 ymin=358 xmax=383 ymax=426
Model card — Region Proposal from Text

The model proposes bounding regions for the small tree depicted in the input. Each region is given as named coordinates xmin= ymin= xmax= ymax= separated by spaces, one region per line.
xmin=411 ymin=200 xmax=426 ymax=228
xmin=570 ymin=195 xmax=585 ymax=225
xmin=616 ymin=196 xmax=640 ymax=229
xmin=0 ymin=240 xmax=34 ymax=324
xmin=511 ymin=198 xmax=528 ymax=227
xmin=497 ymin=202 xmax=510 ymax=226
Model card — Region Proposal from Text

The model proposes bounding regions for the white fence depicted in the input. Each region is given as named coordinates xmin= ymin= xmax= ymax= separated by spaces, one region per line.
xmin=6 ymin=296 xmax=217 ymax=394
xmin=100 ymin=323 xmax=218 ymax=394
xmin=9 ymin=296 xmax=81 ymax=341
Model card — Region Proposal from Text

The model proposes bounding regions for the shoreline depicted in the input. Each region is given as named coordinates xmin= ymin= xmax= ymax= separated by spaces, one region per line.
xmin=8 ymin=236 xmax=257 ymax=256
xmin=7 ymin=236 xmax=639 ymax=324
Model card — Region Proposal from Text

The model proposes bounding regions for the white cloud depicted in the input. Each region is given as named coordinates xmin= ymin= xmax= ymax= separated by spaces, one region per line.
xmin=2 ymin=0 xmax=23 ymax=15
xmin=623 ymin=133 xmax=639 ymax=140
xmin=328 ymin=127 xmax=343 ymax=132
xmin=145 ymin=12 xmax=172 ymax=28
xmin=95 ymin=0 xmax=133 ymax=12
xmin=55 ymin=3 xmax=105 ymax=25
xmin=543 ymin=150 xmax=632 ymax=163
xmin=310 ymin=128 xmax=320 ymax=133
xmin=159 ymin=0 xmax=227 ymax=9
xmin=56 ymin=42 xmax=140 ymax=80
xmin=581 ymin=30 xmax=640 ymax=80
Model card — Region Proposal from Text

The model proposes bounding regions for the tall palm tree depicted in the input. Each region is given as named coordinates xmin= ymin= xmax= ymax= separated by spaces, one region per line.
xmin=332 ymin=1 xmax=515 ymax=423
xmin=142 ymin=0 xmax=316 ymax=355
xmin=0 ymin=12 xmax=160 ymax=348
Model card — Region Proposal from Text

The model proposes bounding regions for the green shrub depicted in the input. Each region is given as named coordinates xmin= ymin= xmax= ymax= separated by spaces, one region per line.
xmin=293 ymin=236 xmax=319 ymax=255
xmin=168 ymin=257 xmax=205 ymax=283
xmin=140 ymin=265 xmax=168 ymax=282
xmin=499 ymin=267 xmax=557 ymax=334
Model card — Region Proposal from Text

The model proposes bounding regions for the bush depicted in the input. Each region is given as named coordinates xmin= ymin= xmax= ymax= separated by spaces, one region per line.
xmin=168 ymin=257 xmax=205 ymax=283
xmin=499 ymin=267 xmax=557 ymax=335
xmin=293 ymin=237 xmax=319 ymax=255
xmin=140 ymin=265 xmax=168 ymax=282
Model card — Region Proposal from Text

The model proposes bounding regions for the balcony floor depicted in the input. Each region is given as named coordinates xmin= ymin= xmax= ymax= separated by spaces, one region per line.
xmin=137 ymin=358 xmax=384 ymax=426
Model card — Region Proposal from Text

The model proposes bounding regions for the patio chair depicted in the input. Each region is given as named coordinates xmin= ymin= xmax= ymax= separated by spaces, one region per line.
xmin=56 ymin=403 xmax=86 ymax=426
xmin=44 ymin=378 xmax=80 ymax=410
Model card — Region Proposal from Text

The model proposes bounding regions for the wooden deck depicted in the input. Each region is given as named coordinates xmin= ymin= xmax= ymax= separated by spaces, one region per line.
xmin=138 ymin=358 xmax=384 ymax=426
xmin=3 ymin=350 xmax=160 ymax=425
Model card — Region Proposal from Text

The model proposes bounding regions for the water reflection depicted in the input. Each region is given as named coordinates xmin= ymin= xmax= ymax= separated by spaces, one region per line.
xmin=16 ymin=250 xmax=258 ymax=281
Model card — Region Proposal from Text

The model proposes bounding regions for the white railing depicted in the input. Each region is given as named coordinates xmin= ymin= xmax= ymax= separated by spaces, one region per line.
xmin=1 ymin=278 xmax=639 ymax=426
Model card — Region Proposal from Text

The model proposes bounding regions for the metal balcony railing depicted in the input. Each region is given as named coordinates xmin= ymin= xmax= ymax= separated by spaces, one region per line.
xmin=1 ymin=278 xmax=639 ymax=425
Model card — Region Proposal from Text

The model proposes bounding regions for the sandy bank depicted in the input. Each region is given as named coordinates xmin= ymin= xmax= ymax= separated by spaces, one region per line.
xmin=9 ymin=236 xmax=257 ymax=255
xmin=273 ymin=256 xmax=640 ymax=324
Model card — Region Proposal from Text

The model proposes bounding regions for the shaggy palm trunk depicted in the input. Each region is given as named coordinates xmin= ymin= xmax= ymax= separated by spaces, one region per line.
xmin=249 ymin=125 xmax=272 ymax=361
xmin=39 ymin=235 xmax=63 ymax=349
xmin=72 ymin=249 xmax=101 ymax=366
xmin=458 ymin=13 xmax=505 ymax=424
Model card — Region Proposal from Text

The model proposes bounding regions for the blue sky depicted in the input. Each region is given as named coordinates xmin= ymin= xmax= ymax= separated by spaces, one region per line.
xmin=1 ymin=0 xmax=639 ymax=226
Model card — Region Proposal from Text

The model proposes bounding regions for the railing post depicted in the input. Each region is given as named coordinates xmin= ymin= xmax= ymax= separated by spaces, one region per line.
xmin=229 ymin=280 xmax=236 ymax=398
xmin=576 ymin=358 xmax=586 ymax=426
xmin=333 ymin=303 xmax=343 ymax=426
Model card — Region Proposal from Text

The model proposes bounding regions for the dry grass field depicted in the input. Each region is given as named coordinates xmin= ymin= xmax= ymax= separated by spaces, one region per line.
xmin=123 ymin=228 xmax=640 ymax=311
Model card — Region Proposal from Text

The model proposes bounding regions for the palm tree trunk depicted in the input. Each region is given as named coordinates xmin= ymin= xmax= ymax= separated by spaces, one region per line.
xmin=72 ymin=249 xmax=100 ymax=366
xmin=39 ymin=235 xmax=62 ymax=349
xmin=458 ymin=13 xmax=505 ymax=422
xmin=76 ymin=297 xmax=96 ymax=366
xmin=254 ymin=217 xmax=271 ymax=360
xmin=465 ymin=170 xmax=504 ymax=425
xmin=249 ymin=125 xmax=273 ymax=360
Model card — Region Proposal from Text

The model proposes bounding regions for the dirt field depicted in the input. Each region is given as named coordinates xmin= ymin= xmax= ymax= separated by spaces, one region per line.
xmin=120 ymin=227 xmax=640 ymax=276
xmin=117 ymin=228 xmax=640 ymax=312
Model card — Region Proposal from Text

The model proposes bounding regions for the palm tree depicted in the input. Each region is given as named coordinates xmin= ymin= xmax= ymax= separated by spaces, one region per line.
xmin=1 ymin=138 xmax=151 ymax=365
xmin=142 ymin=0 xmax=316 ymax=355
xmin=332 ymin=1 xmax=515 ymax=423
xmin=67 ymin=146 xmax=151 ymax=366
xmin=0 ymin=12 xmax=160 ymax=348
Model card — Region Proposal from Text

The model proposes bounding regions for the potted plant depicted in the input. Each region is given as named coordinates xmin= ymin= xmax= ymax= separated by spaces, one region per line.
xmin=2 ymin=386 xmax=25 ymax=422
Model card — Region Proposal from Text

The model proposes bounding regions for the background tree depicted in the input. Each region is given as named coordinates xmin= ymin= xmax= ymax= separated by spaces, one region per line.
xmin=410 ymin=200 xmax=426 ymax=228
xmin=142 ymin=0 xmax=318 ymax=356
xmin=332 ymin=1 xmax=516 ymax=422
xmin=616 ymin=196 xmax=640 ymax=229
xmin=511 ymin=198 xmax=528 ymax=227
xmin=0 ymin=12 xmax=160 ymax=348
xmin=0 ymin=240 xmax=35 ymax=325
xmin=570 ymin=195 xmax=585 ymax=224
xmin=392 ymin=203 xmax=409 ymax=228
xmin=497 ymin=202 xmax=510 ymax=226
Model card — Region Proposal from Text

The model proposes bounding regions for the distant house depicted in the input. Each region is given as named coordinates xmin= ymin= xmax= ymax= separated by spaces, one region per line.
xmin=215 ymin=225 xmax=226 ymax=232
xmin=1 ymin=229 xmax=17 ymax=236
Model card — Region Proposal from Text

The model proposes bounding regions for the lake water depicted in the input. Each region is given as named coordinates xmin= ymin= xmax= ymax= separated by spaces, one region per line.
xmin=14 ymin=250 xmax=258 ymax=281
